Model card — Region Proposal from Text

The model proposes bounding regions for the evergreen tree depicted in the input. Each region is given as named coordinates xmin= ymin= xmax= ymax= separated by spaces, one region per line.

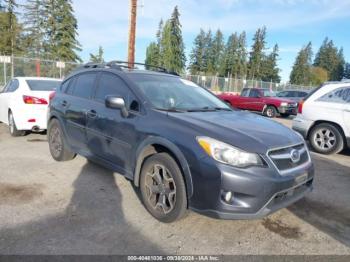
xmin=247 ymin=26 xmax=267 ymax=80
xmin=155 ymin=19 xmax=163 ymax=66
xmin=344 ymin=63 xmax=350 ymax=79
xmin=220 ymin=33 xmax=239 ymax=77
xmin=202 ymin=29 xmax=212 ymax=73
xmin=22 ymin=0 xmax=46 ymax=57
xmin=89 ymin=46 xmax=104 ymax=63
xmin=207 ymin=29 xmax=224 ymax=75
xmin=261 ymin=44 xmax=281 ymax=83
xmin=237 ymin=31 xmax=247 ymax=79
xmin=290 ymin=42 xmax=313 ymax=85
xmin=145 ymin=42 xmax=160 ymax=68
xmin=2 ymin=0 xmax=20 ymax=56
xmin=160 ymin=6 xmax=186 ymax=73
xmin=45 ymin=0 xmax=81 ymax=62
xmin=188 ymin=28 xmax=207 ymax=74
xmin=314 ymin=37 xmax=345 ymax=81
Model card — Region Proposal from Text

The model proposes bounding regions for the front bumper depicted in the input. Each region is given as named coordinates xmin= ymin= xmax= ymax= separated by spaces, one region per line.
xmin=292 ymin=115 xmax=314 ymax=138
xmin=278 ymin=105 xmax=297 ymax=115
xmin=189 ymin=152 xmax=314 ymax=220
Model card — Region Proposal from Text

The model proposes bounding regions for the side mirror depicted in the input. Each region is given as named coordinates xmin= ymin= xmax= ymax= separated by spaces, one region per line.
xmin=105 ymin=96 xmax=129 ymax=118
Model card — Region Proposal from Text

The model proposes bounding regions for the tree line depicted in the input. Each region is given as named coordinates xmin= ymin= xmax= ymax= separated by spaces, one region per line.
xmin=290 ymin=39 xmax=348 ymax=85
xmin=146 ymin=6 xmax=349 ymax=85
xmin=0 ymin=0 xmax=81 ymax=62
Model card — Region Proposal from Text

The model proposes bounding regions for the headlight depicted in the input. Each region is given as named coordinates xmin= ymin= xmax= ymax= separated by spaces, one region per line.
xmin=280 ymin=102 xmax=288 ymax=106
xmin=197 ymin=137 xmax=264 ymax=168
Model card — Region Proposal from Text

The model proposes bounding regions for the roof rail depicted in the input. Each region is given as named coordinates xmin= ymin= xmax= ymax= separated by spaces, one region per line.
xmin=74 ymin=61 xmax=180 ymax=76
xmin=107 ymin=60 xmax=180 ymax=76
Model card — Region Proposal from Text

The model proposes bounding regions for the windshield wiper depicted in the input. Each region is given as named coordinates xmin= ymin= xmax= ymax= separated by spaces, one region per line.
xmin=154 ymin=108 xmax=186 ymax=113
xmin=187 ymin=107 xmax=232 ymax=112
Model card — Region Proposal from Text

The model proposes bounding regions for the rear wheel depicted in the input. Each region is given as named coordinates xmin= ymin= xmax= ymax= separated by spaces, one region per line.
xmin=264 ymin=106 xmax=277 ymax=118
xmin=48 ymin=119 xmax=76 ymax=161
xmin=8 ymin=111 xmax=25 ymax=137
xmin=140 ymin=153 xmax=187 ymax=223
xmin=309 ymin=123 xmax=344 ymax=154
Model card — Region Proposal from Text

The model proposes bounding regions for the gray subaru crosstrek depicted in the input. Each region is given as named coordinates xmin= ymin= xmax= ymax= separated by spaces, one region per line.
xmin=48 ymin=61 xmax=314 ymax=223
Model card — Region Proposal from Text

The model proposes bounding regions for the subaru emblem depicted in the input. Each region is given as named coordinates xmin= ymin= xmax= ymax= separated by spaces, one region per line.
xmin=290 ymin=149 xmax=300 ymax=163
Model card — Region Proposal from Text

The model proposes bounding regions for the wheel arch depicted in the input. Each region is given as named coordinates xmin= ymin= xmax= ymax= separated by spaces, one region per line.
xmin=307 ymin=120 xmax=347 ymax=146
xmin=133 ymin=136 xmax=194 ymax=198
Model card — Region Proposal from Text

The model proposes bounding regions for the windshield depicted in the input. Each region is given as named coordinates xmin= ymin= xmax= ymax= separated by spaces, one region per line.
xmin=128 ymin=74 xmax=231 ymax=112
xmin=26 ymin=80 xmax=61 ymax=91
xmin=263 ymin=89 xmax=276 ymax=97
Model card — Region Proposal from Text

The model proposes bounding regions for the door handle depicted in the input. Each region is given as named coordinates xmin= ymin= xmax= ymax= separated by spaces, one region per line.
xmin=344 ymin=109 xmax=350 ymax=112
xmin=61 ymin=100 xmax=67 ymax=107
xmin=86 ymin=110 xmax=97 ymax=118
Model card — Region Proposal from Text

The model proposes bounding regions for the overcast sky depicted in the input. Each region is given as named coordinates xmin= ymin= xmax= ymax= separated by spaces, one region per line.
xmin=72 ymin=0 xmax=350 ymax=82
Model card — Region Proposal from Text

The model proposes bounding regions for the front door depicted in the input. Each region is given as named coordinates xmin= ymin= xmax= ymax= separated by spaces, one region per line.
xmin=86 ymin=72 xmax=140 ymax=175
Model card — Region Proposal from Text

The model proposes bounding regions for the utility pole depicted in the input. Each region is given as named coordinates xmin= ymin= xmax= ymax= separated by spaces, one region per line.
xmin=128 ymin=0 xmax=137 ymax=68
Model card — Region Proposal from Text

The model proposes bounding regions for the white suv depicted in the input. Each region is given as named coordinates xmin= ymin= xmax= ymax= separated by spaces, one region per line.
xmin=293 ymin=81 xmax=350 ymax=154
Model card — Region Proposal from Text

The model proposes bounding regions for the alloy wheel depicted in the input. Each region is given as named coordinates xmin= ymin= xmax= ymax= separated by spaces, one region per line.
xmin=49 ymin=125 xmax=63 ymax=158
xmin=144 ymin=164 xmax=176 ymax=215
xmin=313 ymin=128 xmax=336 ymax=150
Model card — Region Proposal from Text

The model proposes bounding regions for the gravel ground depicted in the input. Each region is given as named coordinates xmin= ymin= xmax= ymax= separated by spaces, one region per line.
xmin=0 ymin=118 xmax=349 ymax=255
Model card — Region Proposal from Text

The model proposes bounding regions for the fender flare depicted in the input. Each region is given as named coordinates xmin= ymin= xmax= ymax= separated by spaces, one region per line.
xmin=133 ymin=136 xmax=194 ymax=198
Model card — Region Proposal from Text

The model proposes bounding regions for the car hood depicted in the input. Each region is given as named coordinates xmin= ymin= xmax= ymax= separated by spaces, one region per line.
xmin=270 ymin=97 xmax=296 ymax=103
xmin=168 ymin=110 xmax=302 ymax=154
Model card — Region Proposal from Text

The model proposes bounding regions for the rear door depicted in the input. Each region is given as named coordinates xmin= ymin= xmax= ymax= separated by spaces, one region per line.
xmin=86 ymin=72 xmax=140 ymax=174
xmin=63 ymin=72 xmax=97 ymax=153
xmin=235 ymin=88 xmax=251 ymax=109
xmin=0 ymin=79 xmax=19 ymax=124
xmin=0 ymin=81 xmax=12 ymax=122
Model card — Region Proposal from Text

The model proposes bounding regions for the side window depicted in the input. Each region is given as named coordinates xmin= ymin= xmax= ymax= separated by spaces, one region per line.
xmin=7 ymin=79 xmax=19 ymax=92
xmin=277 ymin=91 xmax=287 ymax=97
xmin=1 ymin=81 xmax=12 ymax=93
xmin=299 ymin=92 xmax=308 ymax=97
xmin=72 ymin=73 xmax=96 ymax=99
xmin=249 ymin=89 xmax=260 ymax=98
xmin=95 ymin=73 xmax=139 ymax=111
xmin=60 ymin=78 xmax=71 ymax=93
xmin=317 ymin=87 xmax=350 ymax=104
xmin=95 ymin=73 xmax=129 ymax=102
xmin=241 ymin=89 xmax=249 ymax=97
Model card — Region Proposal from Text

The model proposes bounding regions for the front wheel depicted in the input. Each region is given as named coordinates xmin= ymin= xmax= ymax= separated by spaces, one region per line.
xmin=140 ymin=153 xmax=187 ymax=223
xmin=48 ymin=119 xmax=76 ymax=161
xmin=309 ymin=123 xmax=344 ymax=154
xmin=8 ymin=111 xmax=26 ymax=137
xmin=264 ymin=106 xmax=277 ymax=118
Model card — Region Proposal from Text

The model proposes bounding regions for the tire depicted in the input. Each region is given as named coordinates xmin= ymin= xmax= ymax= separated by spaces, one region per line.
xmin=140 ymin=153 xmax=187 ymax=223
xmin=280 ymin=113 xmax=290 ymax=118
xmin=264 ymin=106 xmax=277 ymax=118
xmin=309 ymin=123 xmax=344 ymax=155
xmin=48 ymin=118 xmax=76 ymax=161
xmin=8 ymin=111 xmax=26 ymax=137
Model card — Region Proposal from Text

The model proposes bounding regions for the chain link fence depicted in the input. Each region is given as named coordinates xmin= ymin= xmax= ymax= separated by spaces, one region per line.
xmin=184 ymin=74 xmax=316 ymax=94
xmin=0 ymin=56 xmax=81 ymax=87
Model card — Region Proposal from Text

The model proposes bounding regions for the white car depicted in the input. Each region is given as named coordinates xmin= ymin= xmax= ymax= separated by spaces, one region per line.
xmin=293 ymin=81 xmax=350 ymax=154
xmin=0 ymin=77 xmax=61 ymax=136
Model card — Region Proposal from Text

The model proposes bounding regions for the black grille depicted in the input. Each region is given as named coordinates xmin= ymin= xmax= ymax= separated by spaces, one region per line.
xmin=268 ymin=143 xmax=309 ymax=172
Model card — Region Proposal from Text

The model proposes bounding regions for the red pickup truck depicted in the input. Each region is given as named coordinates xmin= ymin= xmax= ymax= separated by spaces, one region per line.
xmin=218 ymin=88 xmax=298 ymax=118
